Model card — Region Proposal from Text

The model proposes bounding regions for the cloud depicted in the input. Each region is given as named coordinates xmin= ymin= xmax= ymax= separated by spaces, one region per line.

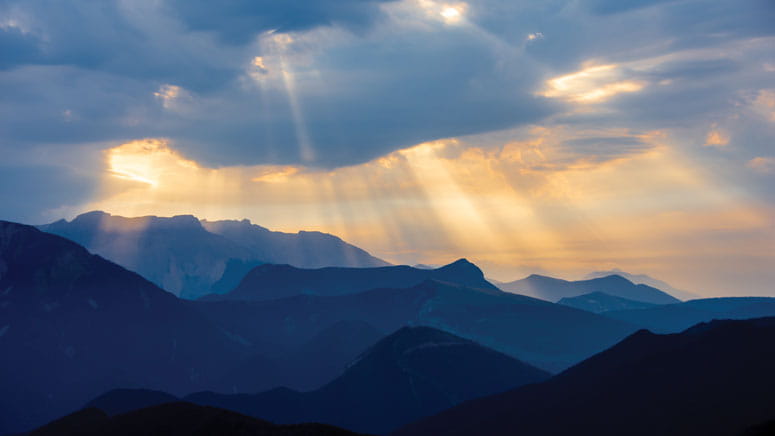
xmin=704 ymin=124 xmax=729 ymax=147
xmin=559 ymin=136 xmax=654 ymax=162
xmin=167 ymin=0 xmax=397 ymax=44
xmin=0 ymin=0 xmax=772 ymax=171
xmin=747 ymin=157 xmax=775 ymax=174
xmin=540 ymin=64 xmax=646 ymax=104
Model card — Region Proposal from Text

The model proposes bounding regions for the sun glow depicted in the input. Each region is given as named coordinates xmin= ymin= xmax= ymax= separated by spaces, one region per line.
xmin=86 ymin=126 xmax=775 ymax=297
xmin=440 ymin=6 xmax=461 ymax=21
xmin=106 ymin=139 xmax=200 ymax=187
xmin=416 ymin=1 xmax=468 ymax=24
xmin=542 ymin=64 xmax=645 ymax=103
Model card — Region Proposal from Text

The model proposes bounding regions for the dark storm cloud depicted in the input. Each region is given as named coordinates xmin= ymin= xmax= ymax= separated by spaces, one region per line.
xmin=168 ymin=0 xmax=397 ymax=44
xmin=0 ymin=0 xmax=560 ymax=169
xmin=172 ymin=27 xmax=557 ymax=167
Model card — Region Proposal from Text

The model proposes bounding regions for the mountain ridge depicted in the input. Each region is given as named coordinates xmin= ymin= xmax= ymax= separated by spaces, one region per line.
xmin=38 ymin=211 xmax=389 ymax=299
xmin=204 ymin=258 xmax=499 ymax=302
xmin=501 ymin=273 xmax=680 ymax=304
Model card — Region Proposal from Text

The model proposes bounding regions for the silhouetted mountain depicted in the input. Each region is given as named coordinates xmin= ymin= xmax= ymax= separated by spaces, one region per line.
xmin=501 ymin=273 xmax=680 ymax=304
xmin=84 ymin=389 xmax=179 ymax=417
xmin=39 ymin=211 xmax=388 ymax=299
xmin=28 ymin=402 xmax=363 ymax=436
xmin=559 ymin=291 xmax=657 ymax=313
xmin=396 ymin=317 xmax=775 ymax=436
xmin=585 ymin=268 xmax=698 ymax=301
xmin=603 ymin=297 xmax=775 ymax=333
xmin=204 ymin=259 xmax=500 ymax=302
xmin=0 ymin=221 xmax=251 ymax=434
xmin=193 ymin=280 xmax=637 ymax=372
xmin=187 ymin=326 xmax=551 ymax=435
xmin=219 ymin=320 xmax=385 ymax=393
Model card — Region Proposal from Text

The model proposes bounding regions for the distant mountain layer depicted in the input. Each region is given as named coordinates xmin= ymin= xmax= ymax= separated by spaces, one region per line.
xmin=397 ymin=317 xmax=775 ymax=436
xmin=603 ymin=297 xmax=775 ymax=333
xmin=0 ymin=220 xmax=252 ymax=435
xmin=501 ymin=273 xmax=680 ymax=304
xmin=193 ymin=279 xmax=638 ymax=373
xmin=217 ymin=320 xmax=386 ymax=393
xmin=39 ymin=211 xmax=388 ymax=299
xmin=204 ymin=258 xmax=499 ymax=302
xmin=558 ymin=292 xmax=658 ymax=313
xmin=28 ymin=402 xmax=362 ymax=436
xmin=187 ymin=326 xmax=551 ymax=435
xmin=585 ymin=268 xmax=698 ymax=301
xmin=82 ymin=327 xmax=548 ymax=435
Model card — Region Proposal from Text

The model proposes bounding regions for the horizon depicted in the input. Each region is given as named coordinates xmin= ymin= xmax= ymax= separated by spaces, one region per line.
xmin=1 ymin=0 xmax=774 ymax=297
xmin=15 ymin=208 xmax=748 ymax=298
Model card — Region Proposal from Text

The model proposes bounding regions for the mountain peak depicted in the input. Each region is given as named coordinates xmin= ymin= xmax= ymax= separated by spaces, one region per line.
xmin=72 ymin=210 xmax=110 ymax=223
xmin=593 ymin=274 xmax=633 ymax=284
xmin=436 ymin=258 xmax=482 ymax=275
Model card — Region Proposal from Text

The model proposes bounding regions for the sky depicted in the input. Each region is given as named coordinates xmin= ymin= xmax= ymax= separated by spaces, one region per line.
xmin=0 ymin=0 xmax=774 ymax=297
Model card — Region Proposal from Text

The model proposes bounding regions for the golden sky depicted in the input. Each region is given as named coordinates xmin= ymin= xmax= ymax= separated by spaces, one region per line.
xmin=86 ymin=119 xmax=775 ymax=297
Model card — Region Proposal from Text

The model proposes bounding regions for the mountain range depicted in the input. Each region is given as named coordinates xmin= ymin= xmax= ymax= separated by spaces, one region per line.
xmin=0 ymin=219 xmax=636 ymax=433
xmin=87 ymin=327 xmax=551 ymax=435
xmin=4 ymin=214 xmax=775 ymax=436
xmin=501 ymin=273 xmax=681 ymax=304
xmin=397 ymin=317 xmax=775 ymax=436
xmin=39 ymin=211 xmax=388 ymax=299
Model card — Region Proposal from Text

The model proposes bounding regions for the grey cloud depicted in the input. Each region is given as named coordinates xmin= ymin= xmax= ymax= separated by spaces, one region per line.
xmin=585 ymin=0 xmax=680 ymax=15
xmin=168 ymin=0 xmax=397 ymax=44
xmin=173 ymin=28 xmax=558 ymax=167
xmin=0 ymin=0 xmax=771 ymax=174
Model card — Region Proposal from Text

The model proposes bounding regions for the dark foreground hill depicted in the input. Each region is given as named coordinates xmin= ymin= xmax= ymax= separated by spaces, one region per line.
xmin=39 ymin=211 xmax=387 ymax=299
xmin=186 ymin=326 xmax=550 ymax=435
xmin=28 ymin=402 xmax=364 ymax=436
xmin=396 ymin=317 xmax=775 ymax=436
xmin=0 ymin=221 xmax=251 ymax=434
xmin=204 ymin=258 xmax=499 ymax=302
xmin=502 ymin=273 xmax=679 ymax=304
